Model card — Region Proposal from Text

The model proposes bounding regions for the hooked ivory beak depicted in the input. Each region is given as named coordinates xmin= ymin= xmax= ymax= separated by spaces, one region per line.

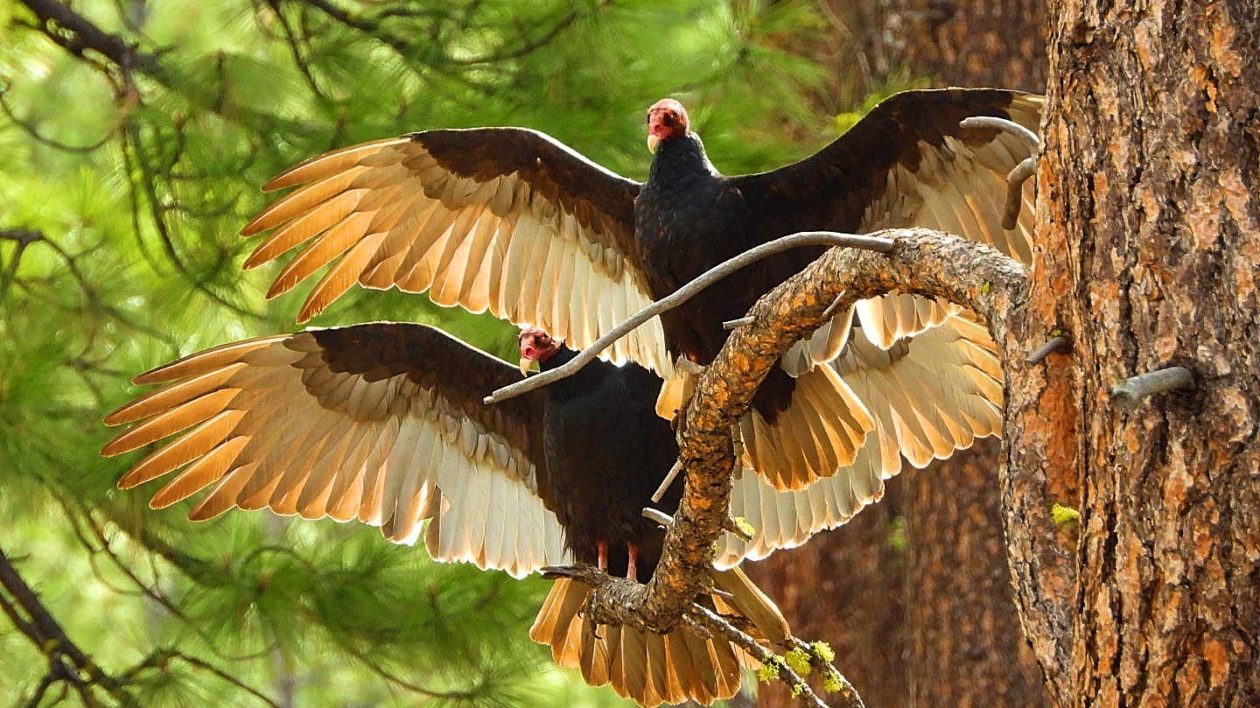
xmin=647 ymin=133 xmax=661 ymax=154
xmin=519 ymin=357 xmax=533 ymax=376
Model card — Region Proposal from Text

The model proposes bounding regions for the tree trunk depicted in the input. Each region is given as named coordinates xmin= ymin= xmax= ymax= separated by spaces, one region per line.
xmin=878 ymin=0 xmax=1048 ymax=91
xmin=1007 ymin=0 xmax=1260 ymax=703
xmin=755 ymin=3 xmax=1053 ymax=706
xmin=902 ymin=439 xmax=1050 ymax=705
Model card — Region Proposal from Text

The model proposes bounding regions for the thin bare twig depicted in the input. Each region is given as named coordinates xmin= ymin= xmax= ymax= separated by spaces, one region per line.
xmin=641 ymin=508 xmax=675 ymax=527
xmin=959 ymin=117 xmax=1041 ymax=231
xmin=685 ymin=604 xmax=831 ymax=708
xmin=1110 ymin=366 xmax=1194 ymax=410
xmin=484 ymin=231 xmax=895 ymax=404
xmin=959 ymin=115 xmax=1041 ymax=152
xmin=722 ymin=316 xmax=755 ymax=330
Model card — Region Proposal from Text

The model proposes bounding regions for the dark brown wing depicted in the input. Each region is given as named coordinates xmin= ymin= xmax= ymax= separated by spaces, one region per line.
xmin=735 ymin=88 xmax=1041 ymax=349
xmin=101 ymin=323 xmax=569 ymax=578
xmin=241 ymin=128 xmax=673 ymax=376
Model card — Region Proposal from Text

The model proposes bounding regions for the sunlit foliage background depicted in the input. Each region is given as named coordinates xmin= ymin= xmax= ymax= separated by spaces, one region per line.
xmin=0 ymin=1 xmax=899 ymax=704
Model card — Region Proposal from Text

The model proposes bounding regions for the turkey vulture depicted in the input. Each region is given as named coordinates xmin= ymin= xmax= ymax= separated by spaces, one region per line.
xmin=239 ymin=88 xmax=1038 ymax=493
xmin=101 ymin=322 xmax=790 ymax=705
xmin=101 ymin=300 xmax=1003 ymax=703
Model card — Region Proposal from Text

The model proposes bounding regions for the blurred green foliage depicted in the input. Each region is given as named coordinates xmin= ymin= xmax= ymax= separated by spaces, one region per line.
xmin=0 ymin=0 xmax=883 ymax=704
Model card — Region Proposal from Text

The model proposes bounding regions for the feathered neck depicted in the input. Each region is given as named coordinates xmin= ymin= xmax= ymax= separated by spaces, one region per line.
xmin=647 ymin=133 xmax=717 ymax=184
xmin=537 ymin=346 xmax=602 ymax=396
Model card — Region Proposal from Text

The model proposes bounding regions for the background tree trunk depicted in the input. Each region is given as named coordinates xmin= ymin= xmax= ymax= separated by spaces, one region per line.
xmin=872 ymin=0 xmax=1048 ymax=91
xmin=1006 ymin=0 xmax=1260 ymax=703
xmin=756 ymin=2 xmax=1052 ymax=705
xmin=750 ymin=496 xmax=908 ymax=707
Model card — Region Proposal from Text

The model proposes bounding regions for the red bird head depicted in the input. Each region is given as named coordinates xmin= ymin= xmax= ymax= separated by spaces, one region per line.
xmin=646 ymin=99 xmax=690 ymax=153
xmin=518 ymin=328 xmax=560 ymax=374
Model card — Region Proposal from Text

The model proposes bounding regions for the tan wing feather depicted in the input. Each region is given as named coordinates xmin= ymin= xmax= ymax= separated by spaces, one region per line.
xmin=530 ymin=568 xmax=788 ymax=706
xmin=853 ymin=96 xmax=1039 ymax=348
xmin=103 ymin=330 xmax=569 ymax=578
xmin=244 ymin=131 xmax=673 ymax=377
xmin=715 ymin=313 xmax=1004 ymax=566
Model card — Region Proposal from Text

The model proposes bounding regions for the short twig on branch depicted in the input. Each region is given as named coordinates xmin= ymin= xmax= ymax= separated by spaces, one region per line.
xmin=723 ymin=316 xmax=755 ymax=330
xmin=960 ymin=116 xmax=1042 ymax=231
xmin=722 ymin=515 xmax=755 ymax=541
xmin=641 ymin=507 xmax=675 ymax=527
xmin=1026 ymin=335 xmax=1071 ymax=364
xmin=785 ymin=637 xmax=865 ymax=708
xmin=483 ymin=231 xmax=894 ymax=404
xmin=959 ymin=116 xmax=1041 ymax=152
xmin=1110 ymin=366 xmax=1194 ymax=409
xmin=650 ymin=460 xmax=685 ymax=503
xmin=1003 ymin=156 xmax=1037 ymax=230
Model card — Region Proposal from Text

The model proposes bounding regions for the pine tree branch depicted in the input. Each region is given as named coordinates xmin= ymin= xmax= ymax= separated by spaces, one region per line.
xmin=122 ymin=650 xmax=279 ymax=707
xmin=446 ymin=1 xmax=608 ymax=66
xmin=0 ymin=547 xmax=138 ymax=705
xmin=15 ymin=0 xmax=161 ymax=77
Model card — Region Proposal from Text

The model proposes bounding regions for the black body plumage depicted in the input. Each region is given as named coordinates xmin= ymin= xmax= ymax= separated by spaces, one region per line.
xmin=535 ymin=347 xmax=681 ymax=577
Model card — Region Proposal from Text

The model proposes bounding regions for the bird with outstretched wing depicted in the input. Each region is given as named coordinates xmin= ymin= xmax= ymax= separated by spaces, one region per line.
xmin=239 ymin=88 xmax=1038 ymax=493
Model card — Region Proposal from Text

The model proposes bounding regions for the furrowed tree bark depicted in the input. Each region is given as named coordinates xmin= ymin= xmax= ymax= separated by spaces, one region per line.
xmin=760 ymin=4 xmax=1053 ymax=705
xmin=1016 ymin=0 xmax=1260 ymax=703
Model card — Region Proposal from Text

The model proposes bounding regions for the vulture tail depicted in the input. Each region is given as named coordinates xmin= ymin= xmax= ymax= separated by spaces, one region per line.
xmin=529 ymin=567 xmax=790 ymax=706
